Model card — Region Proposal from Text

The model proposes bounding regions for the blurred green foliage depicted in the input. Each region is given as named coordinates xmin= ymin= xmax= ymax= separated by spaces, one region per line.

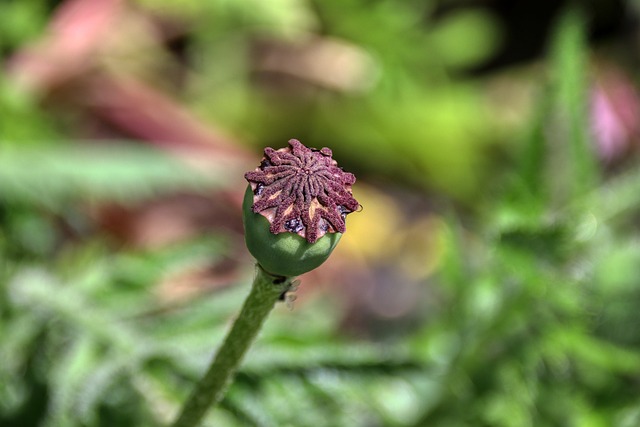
xmin=2 ymin=1 xmax=640 ymax=427
xmin=175 ymin=0 xmax=503 ymax=199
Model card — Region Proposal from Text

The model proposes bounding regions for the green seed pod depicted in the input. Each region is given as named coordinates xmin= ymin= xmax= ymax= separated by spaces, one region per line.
xmin=243 ymin=139 xmax=359 ymax=277
xmin=243 ymin=186 xmax=342 ymax=276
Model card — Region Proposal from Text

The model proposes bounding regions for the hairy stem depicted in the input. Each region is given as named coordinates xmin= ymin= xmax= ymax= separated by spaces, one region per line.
xmin=170 ymin=265 xmax=292 ymax=427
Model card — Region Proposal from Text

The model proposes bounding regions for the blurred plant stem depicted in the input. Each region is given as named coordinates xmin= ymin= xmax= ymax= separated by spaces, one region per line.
xmin=170 ymin=265 xmax=293 ymax=427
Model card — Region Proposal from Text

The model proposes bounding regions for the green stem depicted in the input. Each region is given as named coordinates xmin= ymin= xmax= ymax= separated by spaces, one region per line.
xmin=170 ymin=265 xmax=292 ymax=427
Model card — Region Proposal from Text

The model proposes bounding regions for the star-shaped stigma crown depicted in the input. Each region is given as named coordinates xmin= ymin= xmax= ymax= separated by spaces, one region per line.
xmin=244 ymin=139 xmax=360 ymax=243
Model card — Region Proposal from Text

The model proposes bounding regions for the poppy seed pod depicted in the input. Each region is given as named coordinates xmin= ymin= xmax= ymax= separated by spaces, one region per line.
xmin=243 ymin=139 xmax=360 ymax=276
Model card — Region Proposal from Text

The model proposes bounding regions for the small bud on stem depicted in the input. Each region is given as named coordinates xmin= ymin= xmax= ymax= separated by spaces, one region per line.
xmin=171 ymin=139 xmax=359 ymax=427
